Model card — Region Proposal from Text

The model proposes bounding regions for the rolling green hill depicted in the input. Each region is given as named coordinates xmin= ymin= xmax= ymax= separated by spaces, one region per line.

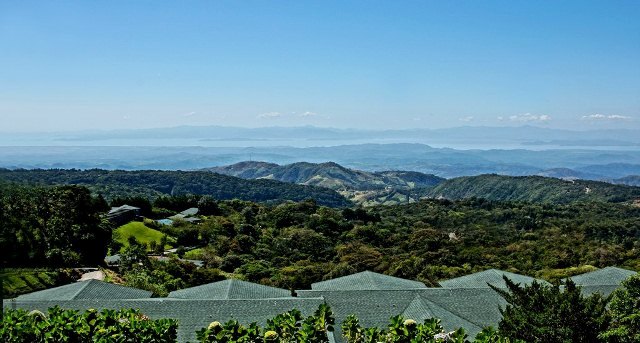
xmin=114 ymin=222 xmax=174 ymax=251
xmin=206 ymin=161 xmax=444 ymax=190
xmin=0 ymin=169 xmax=351 ymax=208
xmin=424 ymin=174 xmax=640 ymax=203
xmin=205 ymin=161 xmax=445 ymax=206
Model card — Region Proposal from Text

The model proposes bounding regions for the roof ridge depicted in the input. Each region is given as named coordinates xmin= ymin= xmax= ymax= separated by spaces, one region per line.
xmin=70 ymin=280 xmax=94 ymax=300
xmin=401 ymin=294 xmax=429 ymax=315
xmin=225 ymin=279 xmax=234 ymax=299
xmin=420 ymin=294 xmax=485 ymax=329
xmin=365 ymin=271 xmax=379 ymax=288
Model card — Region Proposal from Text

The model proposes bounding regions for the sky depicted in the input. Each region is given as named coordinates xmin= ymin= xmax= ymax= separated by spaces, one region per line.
xmin=1 ymin=0 xmax=639 ymax=132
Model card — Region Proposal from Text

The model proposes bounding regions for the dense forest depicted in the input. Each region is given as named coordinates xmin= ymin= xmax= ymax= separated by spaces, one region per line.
xmin=134 ymin=196 xmax=639 ymax=290
xmin=2 ymin=173 xmax=640 ymax=342
xmin=0 ymin=182 xmax=111 ymax=267
xmin=3 ymin=179 xmax=638 ymax=294
xmin=0 ymin=169 xmax=350 ymax=207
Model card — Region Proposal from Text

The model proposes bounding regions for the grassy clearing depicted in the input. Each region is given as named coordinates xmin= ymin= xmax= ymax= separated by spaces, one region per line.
xmin=114 ymin=221 xmax=174 ymax=251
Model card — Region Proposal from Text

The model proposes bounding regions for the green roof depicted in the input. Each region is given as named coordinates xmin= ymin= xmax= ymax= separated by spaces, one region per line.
xmin=3 ymin=298 xmax=325 ymax=343
xmin=311 ymin=271 xmax=427 ymax=291
xmin=402 ymin=295 xmax=482 ymax=333
xmin=297 ymin=288 xmax=505 ymax=341
xmin=168 ymin=279 xmax=291 ymax=299
xmin=567 ymin=267 xmax=637 ymax=286
xmin=565 ymin=267 xmax=637 ymax=297
xmin=439 ymin=269 xmax=548 ymax=289
xmin=15 ymin=280 xmax=152 ymax=300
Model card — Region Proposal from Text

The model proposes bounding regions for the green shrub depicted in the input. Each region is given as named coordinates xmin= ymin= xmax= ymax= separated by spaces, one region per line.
xmin=599 ymin=274 xmax=640 ymax=343
xmin=0 ymin=307 xmax=177 ymax=342
xmin=342 ymin=314 xmax=469 ymax=343
xmin=196 ymin=304 xmax=334 ymax=343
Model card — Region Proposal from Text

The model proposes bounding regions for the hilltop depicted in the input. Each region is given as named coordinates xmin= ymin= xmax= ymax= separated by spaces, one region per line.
xmin=205 ymin=161 xmax=445 ymax=206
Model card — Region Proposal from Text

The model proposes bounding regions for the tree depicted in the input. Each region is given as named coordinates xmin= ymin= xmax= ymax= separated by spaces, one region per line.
xmin=120 ymin=237 xmax=149 ymax=271
xmin=493 ymin=277 xmax=610 ymax=343
xmin=599 ymin=274 xmax=640 ymax=343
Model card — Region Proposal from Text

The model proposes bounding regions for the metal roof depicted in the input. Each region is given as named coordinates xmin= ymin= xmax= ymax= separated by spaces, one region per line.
xmin=567 ymin=266 xmax=637 ymax=286
xmin=438 ymin=269 xmax=549 ymax=289
xmin=311 ymin=271 xmax=427 ymax=291
xmin=168 ymin=279 xmax=291 ymax=299
xmin=15 ymin=279 xmax=152 ymax=301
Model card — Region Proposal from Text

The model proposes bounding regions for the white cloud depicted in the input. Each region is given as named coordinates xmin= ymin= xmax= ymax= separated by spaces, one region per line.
xmin=582 ymin=113 xmax=631 ymax=121
xmin=257 ymin=112 xmax=282 ymax=119
xmin=608 ymin=115 xmax=631 ymax=120
xmin=458 ymin=116 xmax=474 ymax=122
xmin=182 ymin=111 xmax=196 ymax=117
xmin=300 ymin=111 xmax=317 ymax=117
xmin=508 ymin=113 xmax=551 ymax=122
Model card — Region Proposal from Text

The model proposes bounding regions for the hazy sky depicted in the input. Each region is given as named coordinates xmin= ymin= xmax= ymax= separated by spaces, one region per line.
xmin=1 ymin=1 xmax=639 ymax=132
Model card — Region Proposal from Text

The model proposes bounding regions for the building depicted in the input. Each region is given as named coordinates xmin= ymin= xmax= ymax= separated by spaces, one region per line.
xmin=4 ymin=267 xmax=637 ymax=342
xmin=106 ymin=204 xmax=141 ymax=226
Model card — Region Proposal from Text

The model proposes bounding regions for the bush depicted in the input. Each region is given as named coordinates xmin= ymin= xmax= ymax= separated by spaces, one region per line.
xmin=342 ymin=315 xmax=468 ymax=343
xmin=196 ymin=304 xmax=334 ymax=343
xmin=492 ymin=277 xmax=610 ymax=343
xmin=0 ymin=307 xmax=177 ymax=342
xmin=599 ymin=274 xmax=640 ymax=343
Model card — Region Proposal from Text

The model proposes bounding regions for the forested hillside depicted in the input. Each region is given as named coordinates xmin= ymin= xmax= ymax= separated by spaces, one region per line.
xmin=0 ymin=182 xmax=111 ymax=267
xmin=0 ymin=169 xmax=350 ymax=207
xmin=424 ymin=174 xmax=640 ymax=203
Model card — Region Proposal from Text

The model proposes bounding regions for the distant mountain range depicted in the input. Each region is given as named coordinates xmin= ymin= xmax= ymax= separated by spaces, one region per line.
xmin=608 ymin=175 xmax=640 ymax=187
xmin=3 ymin=144 xmax=640 ymax=181
xmin=4 ymin=125 xmax=640 ymax=147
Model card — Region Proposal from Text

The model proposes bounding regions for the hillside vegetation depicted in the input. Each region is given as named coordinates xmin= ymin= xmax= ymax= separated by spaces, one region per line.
xmin=1 ymin=269 xmax=76 ymax=298
xmin=0 ymin=169 xmax=350 ymax=208
xmin=424 ymin=174 xmax=640 ymax=203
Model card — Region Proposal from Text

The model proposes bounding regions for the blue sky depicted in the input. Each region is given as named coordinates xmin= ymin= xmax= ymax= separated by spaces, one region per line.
xmin=1 ymin=0 xmax=639 ymax=131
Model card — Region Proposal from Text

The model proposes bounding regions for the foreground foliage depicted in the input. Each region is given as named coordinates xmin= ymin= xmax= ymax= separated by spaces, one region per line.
xmin=0 ymin=307 xmax=177 ymax=342
xmin=197 ymin=304 xmax=334 ymax=343
xmin=493 ymin=278 xmax=610 ymax=343
xmin=599 ymin=274 xmax=640 ymax=343
xmin=0 ymin=183 xmax=111 ymax=267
